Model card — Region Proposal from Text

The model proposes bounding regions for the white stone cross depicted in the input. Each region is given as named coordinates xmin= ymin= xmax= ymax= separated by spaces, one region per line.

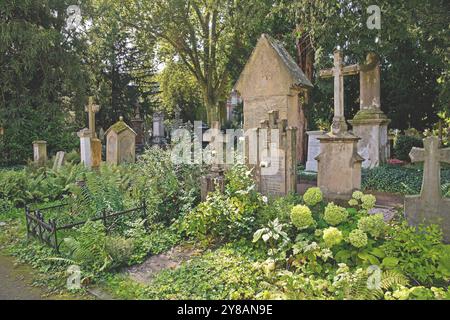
xmin=319 ymin=50 xmax=359 ymax=135
xmin=85 ymin=97 xmax=100 ymax=139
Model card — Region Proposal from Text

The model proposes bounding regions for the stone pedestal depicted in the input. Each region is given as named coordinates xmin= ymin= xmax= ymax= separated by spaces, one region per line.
xmin=316 ymin=132 xmax=364 ymax=199
xmin=349 ymin=110 xmax=390 ymax=169
xmin=305 ymin=131 xmax=325 ymax=172
xmin=33 ymin=140 xmax=47 ymax=167
xmin=78 ymin=129 xmax=92 ymax=168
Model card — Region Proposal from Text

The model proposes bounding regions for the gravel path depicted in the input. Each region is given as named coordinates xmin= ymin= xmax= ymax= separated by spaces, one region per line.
xmin=0 ymin=254 xmax=45 ymax=300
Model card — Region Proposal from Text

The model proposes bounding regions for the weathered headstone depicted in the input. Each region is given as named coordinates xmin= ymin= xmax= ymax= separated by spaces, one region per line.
xmin=404 ymin=136 xmax=450 ymax=243
xmin=235 ymin=34 xmax=313 ymax=163
xmin=106 ymin=116 xmax=137 ymax=165
xmin=52 ymin=151 xmax=65 ymax=171
xmin=245 ymin=110 xmax=297 ymax=197
xmin=348 ymin=53 xmax=390 ymax=168
xmin=316 ymin=50 xmax=364 ymax=199
xmin=77 ymin=129 xmax=92 ymax=168
xmin=131 ymin=106 xmax=145 ymax=153
xmin=305 ymin=131 xmax=325 ymax=172
xmin=201 ymin=121 xmax=225 ymax=201
xmin=152 ymin=112 xmax=166 ymax=145
xmin=33 ymin=140 xmax=47 ymax=167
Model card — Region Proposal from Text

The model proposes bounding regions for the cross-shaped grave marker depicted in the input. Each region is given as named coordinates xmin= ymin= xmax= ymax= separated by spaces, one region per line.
xmin=405 ymin=136 xmax=450 ymax=242
xmin=85 ymin=96 xmax=100 ymax=138
xmin=319 ymin=49 xmax=359 ymax=135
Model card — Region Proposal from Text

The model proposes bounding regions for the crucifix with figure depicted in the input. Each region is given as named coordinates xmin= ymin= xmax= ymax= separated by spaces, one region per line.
xmin=319 ymin=49 xmax=359 ymax=135
xmin=85 ymin=97 xmax=100 ymax=139
xmin=405 ymin=136 xmax=450 ymax=243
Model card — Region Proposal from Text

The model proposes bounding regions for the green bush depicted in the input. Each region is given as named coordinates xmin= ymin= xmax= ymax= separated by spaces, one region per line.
xmin=394 ymin=135 xmax=423 ymax=161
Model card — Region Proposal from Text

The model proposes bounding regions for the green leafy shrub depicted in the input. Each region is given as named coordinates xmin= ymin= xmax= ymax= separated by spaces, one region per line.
xmin=323 ymin=227 xmax=343 ymax=248
xmin=394 ymin=135 xmax=423 ymax=161
xmin=357 ymin=214 xmax=386 ymax=239
xmin=290 ymin=205 xmax=314 ymax=229
xmin=105 ymin=236 xmax=134 ymax=268
xmin=302 ymin=187 xmax=323 ymax=206
xmin=381 ymin=222 xmax=450 ymax=284
xmin=348 ymin=229 xmax=368 ymax=248
xmin=324 ymin=202 xmax=348 ymax=226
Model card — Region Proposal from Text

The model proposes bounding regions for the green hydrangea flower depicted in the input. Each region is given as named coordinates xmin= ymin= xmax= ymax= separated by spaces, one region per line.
xmin=352 ymin=191 xmax=364 ymax=200
xmin=323 ymin=227 xmax=343 ymax=247
xmin=361 ymin=194 xmax=376 ymax=210
xmin=348 ymin=199 xmax=358 ymax=206
xmin=348 ymin=229 xmax=368 ymax=248
xmin=303 ymin=187 xmax=323 ymax=206
xmin=357 ymin=213 xmax=386 ymax=238
xmin=291 ymin=205 xmax=314 ymax=229
xmin=324 ymin=202 xmax=348 ymax=226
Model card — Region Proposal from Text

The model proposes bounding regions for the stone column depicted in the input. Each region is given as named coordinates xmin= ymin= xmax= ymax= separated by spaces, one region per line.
xmin=349 ymin=52 xmax=390 ymax=169
xmin=33 ymin=140 xmax=47 ymax=167
xmin=78 ymin=129 xmax=92 ymax=168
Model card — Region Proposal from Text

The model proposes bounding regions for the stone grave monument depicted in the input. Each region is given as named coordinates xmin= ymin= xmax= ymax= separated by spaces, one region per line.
xmin=405 ymin=136 xmax=450 ymax=243
xmin=348 ymin=52 xmax=390 ymax=168
xmin=152 ymin=112 xmax=166 ymax=145
xmin=316 ymin=49 xmax=364 ymax=199
xmin=305 ymin=130 xmax=325 ymax=172
xmin=245 ymin=110 xmax=297 ymax=197
xmin=105 ymin=116 xmax=137 ymax=165
xmin=78 ymin=97 xmax=102 ymax=169
xmin=235 ymin=34 xmax=313 ymax=163
xmin=52 ymin=151 xmax=65 ymax=171
xmin=131 ymin=105 xmax=145 ymax=153
xmin=33 ymin=140 xmax=47 ymax=167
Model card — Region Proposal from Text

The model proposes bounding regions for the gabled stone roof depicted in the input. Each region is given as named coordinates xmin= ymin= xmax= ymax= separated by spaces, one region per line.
xmin=105 ymin=117 xmax=136 ymax=136
xmin=263 ymin=34 xmax=313 ymax=88
xmin=235 ymin=34 xmax=313 ymax=91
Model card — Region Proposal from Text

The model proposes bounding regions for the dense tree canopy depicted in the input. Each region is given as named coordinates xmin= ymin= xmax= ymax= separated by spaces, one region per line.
xmin=1 ymin=0 xmax=448 ymax=165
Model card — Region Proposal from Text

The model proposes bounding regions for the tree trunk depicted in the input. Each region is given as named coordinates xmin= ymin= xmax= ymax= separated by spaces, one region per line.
xmin=204 ymin=92 xmax=221 ymax=126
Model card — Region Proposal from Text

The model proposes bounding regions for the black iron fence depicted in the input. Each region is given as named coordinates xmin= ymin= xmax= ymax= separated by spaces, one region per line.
xmin=25 ymin=200 xmax=148 ymax=253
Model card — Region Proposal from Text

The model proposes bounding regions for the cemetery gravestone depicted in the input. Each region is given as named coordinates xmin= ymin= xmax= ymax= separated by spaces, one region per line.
xmin=106 ymin=116 xmax=137 ymax=165
xmin=235 ymin=34 xmax=313 ymax=163
xmin=33 ymin=140 xmax=47 ymax=167
xmin=52 ymin=151 xmax=65 ymax=171
xmin=152 ymin=112 xmax=166 ymax=145
xmin=349 ymin=52 xmax=390 ymax=168
xmin=77 ymin=128 xmax=92 ymax=168
xmin=316 ymin=50 xmax=364 ymax=199
xmin=404 ymin=136 xmax=450 ymax=243
xmin=305 ymin=131 xmax=325 ymax=172
xmin=131 ymin=108 xmax=145 ymax=153
xmin=245 ymin=110 xmax=297 ymax=197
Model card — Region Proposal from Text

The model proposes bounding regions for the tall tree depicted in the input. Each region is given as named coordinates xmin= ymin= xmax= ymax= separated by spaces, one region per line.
xmin=126 ymin=0 xmax=274 ymax=125
xmin=275 ymin=0 xmax=450 ymax=131
xmin=0 ymin=0 xmax=89 ymax=165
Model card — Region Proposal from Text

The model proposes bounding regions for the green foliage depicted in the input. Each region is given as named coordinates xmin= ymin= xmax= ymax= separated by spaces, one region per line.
xmin=323 ymin=227 xmax=343 ymax=248
xmin=143 ymin=244 xmax=266 ymax=300
xmin=181 ymin=164 xmax=262 ymax=241
xmin=381 ymin=222 xmax=450 ymax=284
xmin=362 ymin=165 xmax=450 ymax=195
xmin=290 ymin=205 xmax=315 ymax=230
xmin=0 ymin=0 xmax=89 ymax=165
xmin=394 ymin=135 xmax=424 ymax=161
xmin=357 ymin=214 xmax=386 ymax=239
xmin=323 ymin=203 xmax=348 ymax=226
xmin=131 ymin=147 xmax=201 ymax=225
xmin=302 ymin=187 xmax=323 ymax=207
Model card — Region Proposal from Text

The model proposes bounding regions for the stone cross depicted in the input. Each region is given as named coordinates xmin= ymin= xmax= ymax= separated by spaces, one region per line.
xmin=405 ymin=136 xmax=450 ymax=242
xmin=85 ymin=97 xmax=100 ymax=139
xmin=319 ymin=49 xmax=359 ymax=135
